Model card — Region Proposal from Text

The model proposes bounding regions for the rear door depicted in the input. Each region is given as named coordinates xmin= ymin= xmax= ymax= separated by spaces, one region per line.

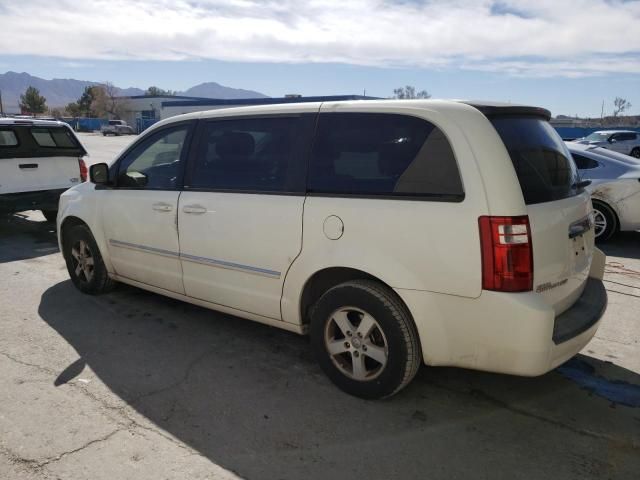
xmin=178 ymin=113 xmax=315 ymax=319
xmin=490 ymin=116 xmax=594 ymax=315
xmin=0 ymin=124 xmax=84 ymax=194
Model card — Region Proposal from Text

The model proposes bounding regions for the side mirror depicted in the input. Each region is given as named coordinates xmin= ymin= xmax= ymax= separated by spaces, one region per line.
xmin=90 ymin=163 xmax=109 ymax=184
xmin=608 ymin=137 xmax=616 ymax=143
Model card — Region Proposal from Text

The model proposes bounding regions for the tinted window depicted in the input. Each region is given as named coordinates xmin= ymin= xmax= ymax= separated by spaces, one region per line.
xmin=0 ymin=129 xmax=18 ymax=146
xmin=308 ymin=113 xmax=463 ymax=199
xmin=616 ymin=133 xmax=637 ymax=141
xmin=572 ymin=153 xmax=599 ymax=170
xmin=118 ymin=125 xmax=189 ymax=189
xmin=490 ymin=117 xmax=579 ymax=205
xmin=188 ymin=117 xmax=310 ymax=192
xmin=30 ymin=127 xmax=79 ymax=148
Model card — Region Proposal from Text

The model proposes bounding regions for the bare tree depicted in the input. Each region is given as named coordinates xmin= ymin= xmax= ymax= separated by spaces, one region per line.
xmin=102 ymin=82 xmax=130 ymax=119
xmin=392 ymin=86 xmax=431 ymax=99
xmin=613 ymin=97 xmax=632 ymax=117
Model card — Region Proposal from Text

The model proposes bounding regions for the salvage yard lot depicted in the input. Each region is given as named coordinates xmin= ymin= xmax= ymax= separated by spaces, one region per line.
xmin=0 ymin=136 xmax=639 ymax=480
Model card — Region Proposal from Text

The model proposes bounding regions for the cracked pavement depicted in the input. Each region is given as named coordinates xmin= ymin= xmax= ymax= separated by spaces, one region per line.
xmin=1 ymin=204 xmax=639 ymax=479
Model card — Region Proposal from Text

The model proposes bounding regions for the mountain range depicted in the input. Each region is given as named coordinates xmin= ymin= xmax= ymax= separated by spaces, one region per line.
xmin=0 ymin=71 xmax=268 ymax=112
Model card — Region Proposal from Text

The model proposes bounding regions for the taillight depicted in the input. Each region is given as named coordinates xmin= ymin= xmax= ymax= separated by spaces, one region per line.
xmin=478 ymin=216 xmax=533 ymax=292
xmin=78 ymin=157 xmax=88 ymax=182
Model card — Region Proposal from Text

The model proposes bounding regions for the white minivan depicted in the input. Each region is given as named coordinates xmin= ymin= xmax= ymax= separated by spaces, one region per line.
xmin=57 ymin=100 xmax=607 ymax=399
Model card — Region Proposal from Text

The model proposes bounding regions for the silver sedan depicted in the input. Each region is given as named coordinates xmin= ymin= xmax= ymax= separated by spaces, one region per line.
xmin=567 ymin=142 xmax=640 ymax=241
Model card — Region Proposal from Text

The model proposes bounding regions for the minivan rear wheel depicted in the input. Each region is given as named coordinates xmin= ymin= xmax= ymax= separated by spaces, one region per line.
xmin=309 ymin=280 xmax=421 ymax=399
xmin=62 ymin=224 xmax=115 ymax=294
xmin=631 ymin=147 xmax=640 ymax=159
xmin=592 ymin=200 xmax=617 ymax=242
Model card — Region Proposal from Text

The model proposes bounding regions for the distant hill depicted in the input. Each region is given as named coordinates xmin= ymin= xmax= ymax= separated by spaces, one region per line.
xmin=0 ymin=71 xmax=267 ymax=113
xmin=180 ymin=82 xmax=267 ymax=99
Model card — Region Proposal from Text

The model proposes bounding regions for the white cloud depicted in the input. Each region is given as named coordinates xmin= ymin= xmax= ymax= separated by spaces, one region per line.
xmin=1 ymin=0 xmax=639 ymax=77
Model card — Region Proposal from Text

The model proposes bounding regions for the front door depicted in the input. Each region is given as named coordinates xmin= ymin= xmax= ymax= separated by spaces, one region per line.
xmin=178 ymin=114 xmax=315 ymax=319
xmin=101 ymin=123 xmax=193 ymax=293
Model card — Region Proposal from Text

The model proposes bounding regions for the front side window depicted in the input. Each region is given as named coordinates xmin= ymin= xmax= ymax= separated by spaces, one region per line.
xmin=187 ymin=116 xmax=310 ymax=192
xmin=0 ymin=129 xmax=18 ymax=147
xmin=308 ymin=113 xmax=464 ymax=199
xmin=117 ymin=125 xmax=189 ymax=189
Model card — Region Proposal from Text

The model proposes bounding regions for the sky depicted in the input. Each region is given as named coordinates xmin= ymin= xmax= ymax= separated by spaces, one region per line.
xmin=0 ymin=0 xmax=639 ymax=117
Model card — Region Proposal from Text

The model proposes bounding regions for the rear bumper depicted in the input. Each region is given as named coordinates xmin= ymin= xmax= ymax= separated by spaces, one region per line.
xmin=0 ymin=189 xmax=67 ymax=214
xmin=396 ymin=270 xmax=607 ymax=377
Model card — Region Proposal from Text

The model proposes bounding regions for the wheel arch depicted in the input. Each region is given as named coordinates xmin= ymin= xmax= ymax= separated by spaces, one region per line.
xmin=298 ymin=267 xmax=408 ymax=328
xmin=60 ymin=216 xmax=89 ymax=247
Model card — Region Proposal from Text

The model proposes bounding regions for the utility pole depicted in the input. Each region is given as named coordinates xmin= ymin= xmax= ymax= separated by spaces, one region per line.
xmin=600 ymin=100 xmax=604 ymax=122
xmin=0 ymin=89 xmax=4 ymax=116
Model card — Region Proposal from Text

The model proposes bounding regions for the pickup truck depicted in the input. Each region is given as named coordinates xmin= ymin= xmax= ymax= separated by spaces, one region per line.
xmin=101 ymin=119 xmax=135 ymax=136
xmin=0 ymin=118 xmax=87 ymax=222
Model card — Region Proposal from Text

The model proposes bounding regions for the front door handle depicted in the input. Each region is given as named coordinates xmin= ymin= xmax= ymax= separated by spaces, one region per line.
xmin=152 ymin=202 xmax=173 ymax=212
xmin=182 ymin=205 xmax=207 ymax=215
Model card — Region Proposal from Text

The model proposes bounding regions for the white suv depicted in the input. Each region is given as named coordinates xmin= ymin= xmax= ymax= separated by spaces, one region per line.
xmin=57 ymin=100 xmax=607 ymax=399
xmin=574 ymin=130 xmax=640 ymax=158
xmin=1 ymin=118 xmax=87 ymax=221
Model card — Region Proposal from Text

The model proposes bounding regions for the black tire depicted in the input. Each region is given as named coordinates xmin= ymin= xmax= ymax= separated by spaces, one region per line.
xmin=62 ymin=224 xmax=115 ymax=294
xmin=309 ymin=280 xmax=421 ymax=399
xmin=592 ymin=200 xmax=618 ymax=242
xmin=41 ymin=210 xmax=57 ymax=223
xmin=631 ymin=148 xmax=640 ymax=159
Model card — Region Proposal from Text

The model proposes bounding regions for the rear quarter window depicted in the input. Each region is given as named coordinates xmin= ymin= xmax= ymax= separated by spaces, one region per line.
xmin=490 ymin=117 xmax=579 ymax=205
xmin=308 ymin=113 xmax=464 ymax=200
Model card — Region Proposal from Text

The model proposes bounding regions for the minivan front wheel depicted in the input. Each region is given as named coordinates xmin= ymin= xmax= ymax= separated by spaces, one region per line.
xmin=592 ymin=200 xmax=617 ymax=242
xmin=63 ymin=225 xmax=115 ymax=294
xmin=310 ymin=280 xmax=421 ymax=399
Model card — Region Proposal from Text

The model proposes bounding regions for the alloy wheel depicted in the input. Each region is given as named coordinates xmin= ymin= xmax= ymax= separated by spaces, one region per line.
xmin=324 ymin=307 xmax=389 ymax=381
xmin=593 ymin=208 xmax=607 ymax=238
xmin=71 ymin=239 xmax=95 ymax=283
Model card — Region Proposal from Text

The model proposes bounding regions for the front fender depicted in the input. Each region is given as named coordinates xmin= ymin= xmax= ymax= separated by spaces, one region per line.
xmin=57 ymin=183 xmax=113 ymax=273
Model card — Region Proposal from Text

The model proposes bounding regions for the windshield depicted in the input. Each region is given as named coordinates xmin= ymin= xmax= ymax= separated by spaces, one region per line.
xmin=491 ymin=117 xmax=580 ymax=205
xmin=584 ymin=132 xmax=610 ymax=142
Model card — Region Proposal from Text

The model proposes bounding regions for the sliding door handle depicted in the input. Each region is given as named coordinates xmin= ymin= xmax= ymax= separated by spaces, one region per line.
xmin=182 ymin=205 xmax=207 ymax=215
xmin=152 ymin=202 xmax=173 ymax=212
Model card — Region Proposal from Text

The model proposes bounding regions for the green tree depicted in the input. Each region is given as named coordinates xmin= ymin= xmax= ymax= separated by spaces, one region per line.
xmin=65 ymin=102 xmax=81 ymax=117
xmin=77 ymin=86 xmax=97 ymax=117
xmin=392 ymin=86 xmax=431 ymax=99
xmin=19 ymin=86 xmax=47 ymax=114
xmin=145 ymin=86 xmax=175 ymax=96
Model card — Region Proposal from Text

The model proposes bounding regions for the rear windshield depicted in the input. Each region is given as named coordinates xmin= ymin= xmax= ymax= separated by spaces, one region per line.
xmin=490 ymin=117 xmax=579 ymax=205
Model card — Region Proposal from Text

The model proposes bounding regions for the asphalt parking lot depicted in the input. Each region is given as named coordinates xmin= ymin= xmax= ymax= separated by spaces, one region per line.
xmin=1 ymin=136 xmax=639 ymax=480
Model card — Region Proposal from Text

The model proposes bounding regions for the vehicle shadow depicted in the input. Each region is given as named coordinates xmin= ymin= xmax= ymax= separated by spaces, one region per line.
xmin=599 ymin=231 xmax=640 ymax=261
xmin=0 ymin=212 xmax=59 ymax=263
xmin=38 ymin=281 xmax=640 ymax=480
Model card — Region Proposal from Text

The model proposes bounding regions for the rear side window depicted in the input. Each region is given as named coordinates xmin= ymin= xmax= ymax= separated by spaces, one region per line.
xmin=31 ymin=127 xmax=79 ymax=149
xmin=187 ymin=116 xmax=312 ymax=193
xmin=0 ymin=129 xmax=18 ymax=147
xmin=490 ymin=117 xmax=579 ymax=205
xmin=308 ymin=113 xmax=464 ymax=200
